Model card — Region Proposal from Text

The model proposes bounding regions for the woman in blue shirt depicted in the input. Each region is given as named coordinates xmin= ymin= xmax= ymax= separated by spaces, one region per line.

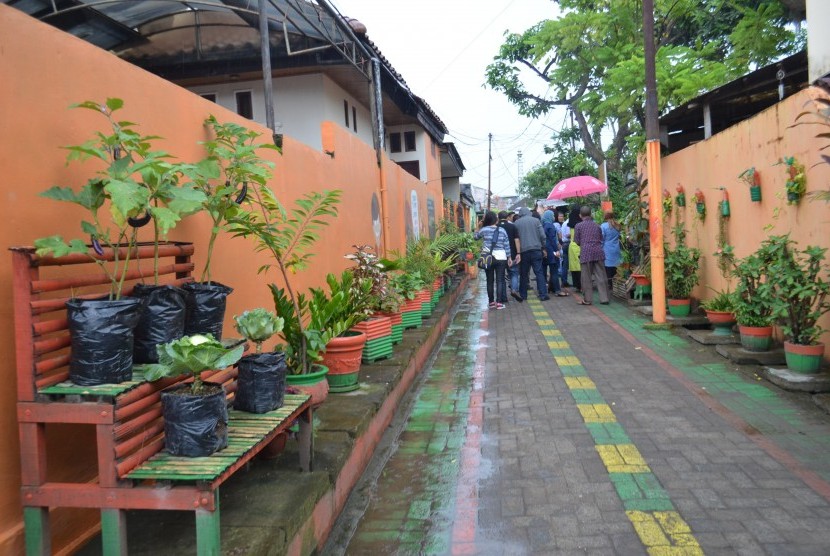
xmin=542 ymin=210 xmax=568 ymax=296
xmin=601 ymin=211 xmax=622 ymax=291
xmin=475 ymin=211 xmax=511 ymax=309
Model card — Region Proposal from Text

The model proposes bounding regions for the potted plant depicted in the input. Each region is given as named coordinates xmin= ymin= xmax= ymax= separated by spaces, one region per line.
xmin=391 ymin=272 xmax=427 ymax=329
xmin=33 ymin=98 xmax=161 ymax=385
xmin=726 ymin=245 xmax=777 ymax=351
xmin=183 ymin=116 xmax=278 ymax=340
xmin=348 ymin=244 xmax=404 ymax=348
xmin=313 ymin=271 xmax=373 ymax=392
xmin=739 ymin=167 xmax=762 ymax=202
xmin=664 ymin=242 xmax=701 ymax=317
xmin=780 ymin=156 xmax=806 ymax=205
xmin=230 ymin=187 xmax=342 ymax=404
xmin=764 ymin=235 xmax=830 ymax=373
xmin=700 ymin=289 xmax=737 ymax=336
xmin=141 ymin=334 xmax=244 ymax=456
xmin=233 ymin=309 xmax=286 ymax=413
xmin=693 ymin=189 xmax=706 ymax=221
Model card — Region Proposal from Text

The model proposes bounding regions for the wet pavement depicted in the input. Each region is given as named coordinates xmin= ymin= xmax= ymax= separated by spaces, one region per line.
xmin=326 ymin=278 xmax=830 ymax=555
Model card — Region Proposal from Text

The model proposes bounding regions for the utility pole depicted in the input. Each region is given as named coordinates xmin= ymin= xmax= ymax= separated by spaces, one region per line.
xmin=643 ymin=0 xmax=666 ymax=324
xmin=517 ymin=150 xmax=523 ymax=184
xmin=487 ymin=132 xmax=492 ymax=212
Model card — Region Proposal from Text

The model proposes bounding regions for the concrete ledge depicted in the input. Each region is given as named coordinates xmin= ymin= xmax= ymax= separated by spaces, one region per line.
xmin=76 ymin=273 xmax=470 ymax=556
xmin=715 ymin=344 xmax=786 ymax=366
xmin=687 ymin=329 xmax=739 ymax=345
xmin=814 ymin=393 xmax=830 ymax=415
xmin=762 ymin=367 xmax=830 ymax=393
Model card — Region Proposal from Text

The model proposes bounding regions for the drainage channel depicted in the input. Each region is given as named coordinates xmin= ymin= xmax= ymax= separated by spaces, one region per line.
xmin=322 ymin=282 xmax=486 ymax=555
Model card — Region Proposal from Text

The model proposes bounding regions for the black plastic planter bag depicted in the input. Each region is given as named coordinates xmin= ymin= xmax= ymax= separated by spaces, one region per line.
xmin=235 ymin=352 xmax=287 ymax=413
xmin=161 ymin=383 xmax=229 ymax=457
xmin=183 ymin=282 xmax=233 ymax=340
xmin=66 ymin=297 xmax=142 ymax=386
xmin=132 ymin=284 xmax=187 ymax=364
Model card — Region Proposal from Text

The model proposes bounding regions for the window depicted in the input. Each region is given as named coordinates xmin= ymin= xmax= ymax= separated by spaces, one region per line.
xmin=352 ymin=107 xmax=357 ymax=132
xmin=390 ymin=132 xmax=402 ymax=153
xmin=404 ymin=131 xmax=416 ymax=152
xmin=235 ymin=91 xmax=253 ymax=119
xmin=200 ymin=93 xmax=217 ymax=103
xmin=344 ymin=100 xmax=349 ymax=127
xmin=398 ymin=161 xmax=420 ymax=179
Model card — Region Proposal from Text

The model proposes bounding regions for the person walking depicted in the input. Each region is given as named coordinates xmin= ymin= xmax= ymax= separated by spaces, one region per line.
xmin=559 ymin=209 xmax=575 ymax=287
xmin=475 ymin=211 xmax=510 ymax=309
xmin=573 ymin=206 xmax=609 ymax=305
xmin=513 ymin=207 xmax=549 ymax=302
xmin=601 ymin=211 xmax=622 ymax=292
xmin=542 ymin=210 xmax=568 ymax=297
xmin=498 ymin=210 xmax=521 ymax=300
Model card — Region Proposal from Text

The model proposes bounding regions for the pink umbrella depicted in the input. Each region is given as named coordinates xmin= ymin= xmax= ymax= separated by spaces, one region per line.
xmin=546 ymin=176 xmax=607 ymax=200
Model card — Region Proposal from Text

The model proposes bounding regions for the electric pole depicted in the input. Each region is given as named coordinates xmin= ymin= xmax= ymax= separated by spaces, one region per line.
xmin=486 ymin=132 xmax=492 ymax=212
xmin=517 ymin=150 xmax=523 ymax=184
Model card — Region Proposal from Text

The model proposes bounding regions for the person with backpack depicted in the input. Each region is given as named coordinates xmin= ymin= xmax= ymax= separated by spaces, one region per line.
xmin=475 ymin=211 xmax=511 ymax=309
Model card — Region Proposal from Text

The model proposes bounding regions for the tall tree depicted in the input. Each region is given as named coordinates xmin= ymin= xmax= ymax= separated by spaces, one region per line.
xmin=485 ymin=0 xmax=805 ymax=175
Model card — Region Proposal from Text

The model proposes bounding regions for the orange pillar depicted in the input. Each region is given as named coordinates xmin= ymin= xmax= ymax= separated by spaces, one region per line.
xmin=647 ymin=140 xmax=666 ymax=323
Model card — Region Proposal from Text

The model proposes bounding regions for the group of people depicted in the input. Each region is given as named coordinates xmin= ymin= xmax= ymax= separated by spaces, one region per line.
xmin=474 ymin=205 xmax=622 ymax=310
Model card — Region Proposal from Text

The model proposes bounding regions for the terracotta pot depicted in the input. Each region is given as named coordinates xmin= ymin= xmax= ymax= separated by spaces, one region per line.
xmin=400 ymin=298 xmax=422 ymax=314
xmin=783 ymin=342 xmax=825 ymax=374
xmin=667 ymin=298 xmax=691 ymax=317
xmin=738 ymin=325 xmax=773 ymax=352
xmin=704 ymin=310 xmax=736 ymax=336
xmin=631 ymin=274 xmax=650 ymax=287
xmin=376 ymin=311 xmax=403 ymax=327
xmin=285 ymin=364 xmax=329 ymax=408
xmin=321 ymin=331 xmax=366 ymax=392
xmin=353 ymin=316 xmax=392 ymax=341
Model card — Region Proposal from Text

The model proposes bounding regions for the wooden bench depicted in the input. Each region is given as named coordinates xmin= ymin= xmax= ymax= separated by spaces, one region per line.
xmin=10 ymin=243 xmax=312 ymax=556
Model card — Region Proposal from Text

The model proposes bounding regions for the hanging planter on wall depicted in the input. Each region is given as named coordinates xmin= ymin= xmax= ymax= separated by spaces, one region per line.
xmin=781 ymin=156 xmax=806 ymax=205
xmin=739 ymin=167 xmax=762 ymax=202
xmin=719 ymin=188 xmax=730 ymax=217
xmin=675 ymin=184 xmax=686 ymax=207
xmin=693 ymin=189 xmax=706 ymax=221
xmin=662 ymin=189 xmax=673 ymax=215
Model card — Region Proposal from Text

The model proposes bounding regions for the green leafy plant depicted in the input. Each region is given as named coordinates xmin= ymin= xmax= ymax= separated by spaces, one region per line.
xmin=189 ymin=116 xmax=279 ymax=283
xmin=663 ymin=243 xmax=701 ymax=299
xmin=234 ymin=309 xmax=284 ymax=353
xmin=738 ymin=167 xmax=760 ymax=188
xmin=34 ymin=98 xmax=205 ymax=297
xmin=700 ymin=288 xmax=736 ymax=312
xmin=790 ymin=93 xmax=830 ymax=202
xmin=762 ymin=235 xmax=830 ymax=345
xmin=779 ymin=156 xmax=806 ymax=204
xmin=390 ymin=272 xmax=426 ymax=301
xmin=727 ymin=244 xmax=776 ymax=327
xmin=141 ymin=334 xmax=244 ymax=394
xmin=308 ymin=271 xmax=373 ymax=338
xmin=346 ymin=245 xmax=403 ymax=314
xmin=231 ymin=188 xmax=342 ymax=374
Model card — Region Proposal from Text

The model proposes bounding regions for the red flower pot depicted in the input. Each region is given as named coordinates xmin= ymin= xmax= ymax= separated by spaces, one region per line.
xmin=783 ymin=341 xmax=825 ymax=374
xmin=738 ymin=325 xmax=772 ymax=352
xmin=667 ymin=298 xmax=691 ymax=317
xmin=704 ymin=310 xmax=736 ymax=336
xmin=321 ymin=331 xmax=366 ymax=392
xmin=285 ymin=364 xmax=329 ymax=408
xmin=375 ymin=311 xmax=403 ymax=327
xmin=632 ymin=274 xmax=650 ymax=286
xmin=352 ymin=316 xmax=392 ymax=341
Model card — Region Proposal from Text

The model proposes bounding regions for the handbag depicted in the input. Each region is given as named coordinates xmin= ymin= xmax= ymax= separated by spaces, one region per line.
xmin=477 ymin=225 xmax=501 ymax=270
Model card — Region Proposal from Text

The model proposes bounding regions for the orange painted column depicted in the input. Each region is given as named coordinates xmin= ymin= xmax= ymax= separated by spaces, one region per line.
xmin=646 ymin=140 xmax=666 ymax=323
xmin=378 ymin=158 xmax=391 ymax=257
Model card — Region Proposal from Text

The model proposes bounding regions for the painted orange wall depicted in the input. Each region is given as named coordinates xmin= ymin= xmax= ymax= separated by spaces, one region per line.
xmin=658 ymin=86 xmax=830 ymax=349
xmin=0 ymin=6 xmax=442 ymax=553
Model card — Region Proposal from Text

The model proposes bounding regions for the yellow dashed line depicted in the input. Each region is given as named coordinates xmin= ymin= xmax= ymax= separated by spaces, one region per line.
xmin=564 ymin=376 xmax=596 ymax=389
xmin=627 ymin=511 xmax=703 ymax=555
xmin=541 ymin=330 xmax=563 ymax=338
xmin=547 ymin=340 xmax=569 ymax=349
xmin=555 ymin=355 xmax=581 ymax=366
xmin=577 ymin=404 xmax=616 ymax=423
xmin=596 ymin=444 xmax=650 ymax=473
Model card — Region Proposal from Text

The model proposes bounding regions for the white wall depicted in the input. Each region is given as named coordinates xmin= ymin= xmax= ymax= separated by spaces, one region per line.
xmin=187 ymin=73 xmax=374 ymax=151
xmin=808 ymin=0 xmax=830 ymax=82
xmin=385 ymin=124 xmax=428 ymax=182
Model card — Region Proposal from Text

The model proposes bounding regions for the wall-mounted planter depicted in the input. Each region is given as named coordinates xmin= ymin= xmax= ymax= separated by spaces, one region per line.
xmin=749 ymin=186 xmax=762 ymax=202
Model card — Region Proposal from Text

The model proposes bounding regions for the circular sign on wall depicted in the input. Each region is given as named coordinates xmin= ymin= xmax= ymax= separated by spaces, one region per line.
xmin=410 ymin=190 xmax=420 ymax=241
xmin=427 ymin=197 xmax=436 ymax=239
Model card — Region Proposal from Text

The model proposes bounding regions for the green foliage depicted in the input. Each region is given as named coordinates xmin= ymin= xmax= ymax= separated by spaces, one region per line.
xmin=308 ymin=271 xmax=373 ymax=338
xmin=664 ymin=243 xmax=701 ymax=299
xmin=233 ymin=308 xmax=283 ymax=353
xmin=485 ymin=0 xmax=803 ymax=175
xmin=728 ymin=244 xmax=776 ymax=327
xmin=189 ymin=116 xmax=278 ymax=282
xmin=761 ymin=235 xmax=830 ymax=345
xmin=779 ymin=156 xmax=806 ymax=203
xmin=35 ymin=98 xmax=207 ymax=296
xmin=791 ymin=95 xmax=830 ymax=202
xmin=140 ymin=334 xmax=244 ymax=393
xmin=390 ymin=272 xmax=427 ymax=301
xmin=346 ymin=245 xmax=403 ymax=313
xmin=700 ymin=288 xmax=737 ymax=312
xmin=232 ymin=189 xmax=341 ymax=374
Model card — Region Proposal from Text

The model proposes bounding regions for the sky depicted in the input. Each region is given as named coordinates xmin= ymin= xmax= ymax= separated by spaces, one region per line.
xmin=331 ymin=0 xmax=564 ymax=199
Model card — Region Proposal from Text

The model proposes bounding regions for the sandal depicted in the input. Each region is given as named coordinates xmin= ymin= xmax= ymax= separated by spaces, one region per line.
xmin=578 ymin=301 xmax=592 ymax=305
xmin=555 ymin=292 xmax=570 ymax=297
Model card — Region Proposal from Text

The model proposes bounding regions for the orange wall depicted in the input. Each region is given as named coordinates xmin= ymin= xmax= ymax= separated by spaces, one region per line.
xmin=658 ymin=86 xmax=830 ymax=348
xmin=0 ymin=6 xmax=442 ymax=553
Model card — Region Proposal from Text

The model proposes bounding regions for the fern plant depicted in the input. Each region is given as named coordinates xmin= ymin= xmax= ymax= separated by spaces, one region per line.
xmin=230 ymin=188 xmax=342 ymax=373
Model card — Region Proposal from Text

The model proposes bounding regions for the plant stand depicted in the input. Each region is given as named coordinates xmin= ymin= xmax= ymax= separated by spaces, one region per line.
xmin=400 ymin=298 xmax=423 ymax=329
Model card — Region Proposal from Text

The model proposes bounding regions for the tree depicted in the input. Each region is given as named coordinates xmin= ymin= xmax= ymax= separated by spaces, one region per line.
xmin=518 ymin=127 xmax=592 ymax=200
xmin=485 ymin=0 xmax=805 ymax=175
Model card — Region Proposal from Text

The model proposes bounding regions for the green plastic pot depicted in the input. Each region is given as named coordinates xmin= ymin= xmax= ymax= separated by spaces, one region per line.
xmin=784 ymin=342 xmax=824 ymax=374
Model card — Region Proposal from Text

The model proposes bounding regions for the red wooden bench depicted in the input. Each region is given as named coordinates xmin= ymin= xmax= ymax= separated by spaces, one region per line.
xmin=10 ymin=243 xmax=312 ymax=555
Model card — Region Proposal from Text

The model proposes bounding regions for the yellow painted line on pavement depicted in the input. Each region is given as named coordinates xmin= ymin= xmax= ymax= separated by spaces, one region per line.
xmin=577 ymin=403 xmax=616 ymax=423
xmin=627 ymin=511 xmax=703 ymax=555
xmin=564 ymin=376 xmax=596 ymax=389
xmin=555 ymin=355 xmax=581 ymax=366
xmin=596 ymin=444 xmax=650 ymax=473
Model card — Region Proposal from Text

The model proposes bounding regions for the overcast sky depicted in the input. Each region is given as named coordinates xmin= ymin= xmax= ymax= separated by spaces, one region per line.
xmin=332 ymin=0 xmax=563 ymax=199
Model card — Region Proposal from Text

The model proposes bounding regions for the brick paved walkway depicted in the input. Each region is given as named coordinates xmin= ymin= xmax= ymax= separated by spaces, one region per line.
xmin=333 ymin=279 xmax=830 ymax=555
